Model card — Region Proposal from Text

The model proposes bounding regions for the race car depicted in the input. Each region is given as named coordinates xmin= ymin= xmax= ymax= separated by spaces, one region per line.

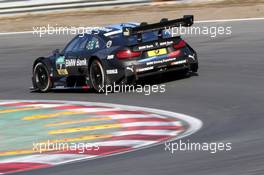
xmin=31 ymin=15 xmax=198 ymax=92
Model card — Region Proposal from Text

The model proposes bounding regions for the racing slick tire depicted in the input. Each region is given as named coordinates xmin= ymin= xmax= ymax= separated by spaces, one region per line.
xmin=190 ymin=63 xmax=198 ymax=72
xmin=89 ymin=59 xmax=109 ymax=93
xmin=33 ymin=62 xmax=52 ymax=92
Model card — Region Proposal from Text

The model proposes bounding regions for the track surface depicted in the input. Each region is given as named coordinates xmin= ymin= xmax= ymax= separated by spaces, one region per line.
xmin=0 ymin=20 xmax=264 ymax=175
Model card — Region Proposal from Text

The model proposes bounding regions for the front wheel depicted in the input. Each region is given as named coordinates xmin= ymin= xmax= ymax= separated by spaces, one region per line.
xmin=89 ymin=59 xmax=106 ymax=92
xmin=33 ymin=62 xmax=52 ymax=92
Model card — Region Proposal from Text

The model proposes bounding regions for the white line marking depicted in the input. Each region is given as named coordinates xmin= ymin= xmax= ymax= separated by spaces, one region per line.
xmin=109 ymin=114 xmax=167 ymax=119
xmin=0 ymin=31 xmax=32 ymax=35
xmin=195 ymin=17 xmax=264 ymax=23
xmin=0 ymin=154 xmax=94 ymax=165
xmin=121 ymin=121 xmax=181 ymax=127
xmin=0 ymin=0 xmax=146 ymax=10
xmin=25 ymin=104 xmax=65 ymax=108
xmin=113 ymin=130 xmax=182 ymax=136
xmin=0 ymin=102 xmax=17 ymax=105
xmin=0 ymin=17 xmax=263 ymax=36
xmin=0 ymin=102 xmax=66 ymax=108
xmin=71 ymin=108 xmax=119 ymax=113
xmin=94 ymin=140 xmax=156 ymax=147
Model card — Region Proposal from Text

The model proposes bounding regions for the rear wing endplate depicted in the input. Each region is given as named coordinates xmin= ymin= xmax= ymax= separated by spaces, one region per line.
xmin=122 ymin=15 xmax=194 ymax=37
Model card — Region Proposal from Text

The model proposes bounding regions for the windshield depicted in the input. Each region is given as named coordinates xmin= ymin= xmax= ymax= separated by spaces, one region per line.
xmin=109 ymin=30 xmax=172 ymax=46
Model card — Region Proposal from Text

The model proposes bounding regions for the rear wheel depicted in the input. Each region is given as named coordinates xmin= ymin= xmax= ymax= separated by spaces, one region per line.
xmin=89 ymin=59 xmax=106 ymax=92
xmin=33 ymin=62 xmax=52 ymax=92
xmin=191 ymin=63 xmax=198 ymax=72
xmin=181 ymin=67 xmax=191 ymax=77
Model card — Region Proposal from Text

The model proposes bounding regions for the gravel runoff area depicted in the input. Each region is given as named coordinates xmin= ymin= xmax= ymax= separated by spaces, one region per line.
xmin=0 ymin=0 xmax=264 ymax=32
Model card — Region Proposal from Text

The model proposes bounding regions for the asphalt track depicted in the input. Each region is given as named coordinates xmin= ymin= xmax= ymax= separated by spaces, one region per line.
xmin=0 ymin=20 xmax=264 ymax=175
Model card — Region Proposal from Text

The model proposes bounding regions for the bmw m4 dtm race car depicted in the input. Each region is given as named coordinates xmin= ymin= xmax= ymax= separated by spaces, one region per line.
xmin=31 ymin=15 xmax=198 ymax=92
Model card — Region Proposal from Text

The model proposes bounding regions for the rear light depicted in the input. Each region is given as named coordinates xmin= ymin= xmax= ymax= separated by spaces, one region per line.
xmin=173 ymin=40 xmax=186 ymax=49
xmin=116 ymin=50 xmax=141 ymax=60
xmin=168 ymin=50 xmax=181 ymax=58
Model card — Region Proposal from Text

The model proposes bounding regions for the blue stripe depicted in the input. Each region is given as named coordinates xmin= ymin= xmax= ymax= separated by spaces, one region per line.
xmin=139 ymin=54 xmax=168 ymax=63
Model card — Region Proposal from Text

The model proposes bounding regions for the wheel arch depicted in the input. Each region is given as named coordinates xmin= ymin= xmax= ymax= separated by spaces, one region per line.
xmin=87 ymin=56 xmax=102 ymax=72
xmin=33 ymin=57 xmax=53 ymax=72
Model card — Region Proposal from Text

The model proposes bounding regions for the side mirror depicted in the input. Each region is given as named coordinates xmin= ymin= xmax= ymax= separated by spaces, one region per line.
xmin=52 ymin=49 xmax=60 ymax=56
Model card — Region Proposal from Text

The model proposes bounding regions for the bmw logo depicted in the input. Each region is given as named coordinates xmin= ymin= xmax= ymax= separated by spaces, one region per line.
xmin=155 ymin=49 xmax=160 ymax=54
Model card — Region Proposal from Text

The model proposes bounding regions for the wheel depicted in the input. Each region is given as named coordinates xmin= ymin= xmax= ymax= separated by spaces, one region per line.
xmin=181 ymin=68 xmax=191 ymax=77
xmin=89 ymin=59 xmax=106 ymax=92
xmin=191 ymin=63 xmax=198 ymax=72
xmin=33 ymin=62 xmax=52 ymax=92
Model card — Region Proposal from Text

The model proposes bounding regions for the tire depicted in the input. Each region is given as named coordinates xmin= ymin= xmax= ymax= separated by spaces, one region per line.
xmin=181 ymin=68 xmax=190 ymax=77
xmin=89 ymin=59 xmax=106 ymax=93
xmin=191 ymin=63 xmax=198 ymax=72
xmin=33 ymin=62 xmax=52 ymax=92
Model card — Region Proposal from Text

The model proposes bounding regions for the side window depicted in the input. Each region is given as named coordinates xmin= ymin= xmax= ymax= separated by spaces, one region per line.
xmin=72 ymin=35 xmax=89 ymax=52
xmin=78 ymin=36 xmax=89 ymax=51
xmin=64 ymin=36 xmax=80 ymax=53
xmin=85 ymin=36 xmax=101 ymax=51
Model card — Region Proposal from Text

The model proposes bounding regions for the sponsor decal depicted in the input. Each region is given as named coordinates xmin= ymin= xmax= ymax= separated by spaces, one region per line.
xmin=126 ymin=66 xmax=134 ymax=72
xmin=65 ymin=59 xmax=87 ymax=67
xmin=188 ymin=54 xmax=195 ymax=60
xmin=107 ymin=55 xmax=114 ymax=60
xmin=57 ymin=69 xmax=68 ymax=75
xmin=56 ymin=56 xmax=65 ymax=64
xmin=159 ymin=41 xmax=173 ymax=46
xmin=138 ymin=44 xmax=154 ymax=50
xmin=86 ymin=39 xmax=100 ymax=50
xmin=106 ymin=40 xmax=112 ymax=48
xmin=106 ymin=69 xmax=118 ymax=74
xmin=146 ymin=57 xmax=176 ymax=66
xmin=123 ymin=28 xmax=130 ymax=36
xmin=170 ymin=60 xmax=187 ymax=65
xmin=138 ymin=40 xmax=174 ymax=51
xmin=56 ymin=56 xmax=68 ymax=75
xmin=136 ymin=66 xmax=154 ymax=73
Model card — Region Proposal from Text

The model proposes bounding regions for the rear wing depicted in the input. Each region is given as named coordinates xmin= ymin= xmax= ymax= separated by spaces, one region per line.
xmin=122 ymin=15 xmax=193 ymax=39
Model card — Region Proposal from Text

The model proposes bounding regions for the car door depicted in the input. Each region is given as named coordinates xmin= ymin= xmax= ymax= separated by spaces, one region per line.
xmin=64 ymin=35 xmax=89 ymax=75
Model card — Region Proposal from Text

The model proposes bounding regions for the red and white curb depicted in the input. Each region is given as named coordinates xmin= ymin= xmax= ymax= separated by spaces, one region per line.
xmin=0 ymin=100 xmax=202 ymax=174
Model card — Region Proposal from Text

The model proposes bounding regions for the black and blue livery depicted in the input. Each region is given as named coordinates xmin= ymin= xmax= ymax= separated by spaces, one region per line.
xmin=31 ymin=15 xmax=198 ymax=92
